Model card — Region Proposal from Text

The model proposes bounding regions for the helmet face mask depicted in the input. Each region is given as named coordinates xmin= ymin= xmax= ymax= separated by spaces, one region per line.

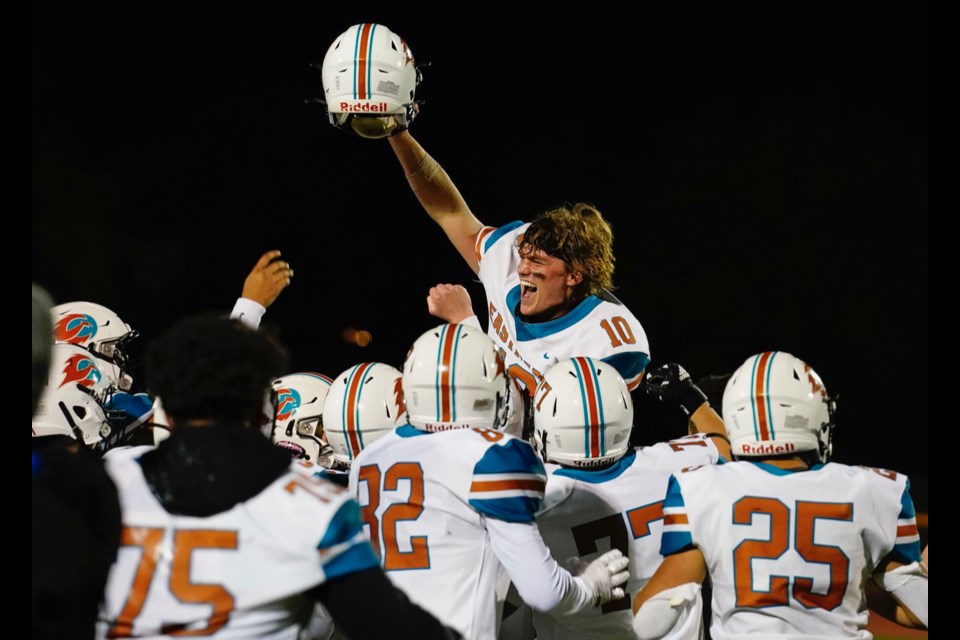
xmin=321 ymin=23 xmax=421 ymax=139
xmin=533 ymin=357 xmax=633 ymax=469
xmin=268 ymin=373 xmax=333 ymax=461
xmin=403 ymin=324 xmax=510 ymax=432
xmin=323 ymin=362 xmax=407 ymax=466
xmin=723 ymin=351 xmax=837 ymax=463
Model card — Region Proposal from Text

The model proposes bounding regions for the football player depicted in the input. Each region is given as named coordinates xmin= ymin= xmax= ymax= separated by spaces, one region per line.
xmin=530 ymin=358 xmax=726 ymax=640
xmin=97 ymin=314 xmax=456 ymax=639
xmin=632 ymin=351 xmax=927 ymax=638
xmin=348 ymin=323 xmax=630 ymax=640
xmin=319 ymin=25 xmax=649 ymax=406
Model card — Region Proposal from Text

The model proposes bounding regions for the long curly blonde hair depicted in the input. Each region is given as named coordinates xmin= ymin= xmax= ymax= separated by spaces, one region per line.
xmin=517 ymin=203 xmax=615 ymax=296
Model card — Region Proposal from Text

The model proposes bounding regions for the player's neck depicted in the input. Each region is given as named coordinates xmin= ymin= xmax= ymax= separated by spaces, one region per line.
xmin=760 ymin=456 xmax=809 ymax=471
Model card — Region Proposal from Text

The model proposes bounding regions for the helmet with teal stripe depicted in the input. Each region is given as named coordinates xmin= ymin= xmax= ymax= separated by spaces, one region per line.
xmin=402 ymin=323 xmax=511 ymax=432
xmin=323 ymin=362 xmax=406 ymax=465
xmin=321 ymin=23 xmax=421 ymax=139
xmin=723 ymin=351 xmax=836 ymax=462
xmin=533 ymin=357 xmax=633 ymax=468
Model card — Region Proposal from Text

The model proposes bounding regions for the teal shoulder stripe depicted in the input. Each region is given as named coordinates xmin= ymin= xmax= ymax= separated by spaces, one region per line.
xmin=474 ymin=438 xmax=544 ymax=477
xmin=483 ymin=220 xmax=525 ymax=253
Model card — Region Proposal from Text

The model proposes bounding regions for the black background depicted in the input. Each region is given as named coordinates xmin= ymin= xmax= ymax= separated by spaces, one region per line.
xmin=33 ymin=3 xmax=927 ymax=482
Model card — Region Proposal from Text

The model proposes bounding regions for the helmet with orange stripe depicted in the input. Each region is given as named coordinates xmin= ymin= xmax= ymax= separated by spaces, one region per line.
xmin=323 ymin=362 xmax=406 ymax=467
xmin=723 ymin=351 xmax=836 ymax=462
xmin=533 ymin=357 xmax=633 ymax=469
xmin=320 ymin=23 xmax=422 ymax=139
xmin=268 ymin=372 xmax=333 ymax=462
xmin=402 ymin=323 xmax=511 ymax=432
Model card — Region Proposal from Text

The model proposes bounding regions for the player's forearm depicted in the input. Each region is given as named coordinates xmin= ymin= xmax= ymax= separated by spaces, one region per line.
xmin=388 ymin=132 xmax=482 ymax=233
xmin=689 ymin=404 xmax=732 ymax=460
xmin=486 ymin=518 xmax=594 ymax=615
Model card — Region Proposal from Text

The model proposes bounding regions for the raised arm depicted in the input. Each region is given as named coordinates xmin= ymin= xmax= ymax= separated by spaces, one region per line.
xmin=388 ymin=131 xmax=484 ymax=274
xmin=640 ymin=363 xmax=733 ymax=460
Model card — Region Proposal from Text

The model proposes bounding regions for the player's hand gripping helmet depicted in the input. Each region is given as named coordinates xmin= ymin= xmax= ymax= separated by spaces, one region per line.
xmin=32 ymin=343 xmax=121 ymax=452
xmin=403 ymin=323 xmax=511 ymax=432
xmin=533 ymin=357 xmax=634 ymax=468
xmin=323 ymin=362 xmax=406 ymax=466
xmin=321 ymin=23 xmax=421 ymax=139
xmin=268 ymin=372 xmax=334 ymax=461
xmin=723 ymin=351 xmax=836 ymax=462
xmin=52 ymin=301 xmax=138 ymax=391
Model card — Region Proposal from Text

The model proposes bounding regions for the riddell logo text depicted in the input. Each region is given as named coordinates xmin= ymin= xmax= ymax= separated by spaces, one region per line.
xmin=426 ymin=423 xmax=471 ymax=432
xmin=339 ymin=102 xmax=389 ymax=112
xmin=740 ymin=442 xmax=796 ymax=455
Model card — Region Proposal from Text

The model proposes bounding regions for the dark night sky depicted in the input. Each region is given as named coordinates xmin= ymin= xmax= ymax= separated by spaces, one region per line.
xmin=33 ymin=3 xmax=927 ymax=482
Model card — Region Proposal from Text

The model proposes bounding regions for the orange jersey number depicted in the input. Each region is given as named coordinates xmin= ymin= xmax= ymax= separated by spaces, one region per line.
xmin=357 ymin=462 xmax=430 ymax=571
xmin=600 ymin=316 xmax=636 ymax=348
xmin=107 ymin=527 xmax=237 ymax=637
xmin=733 ymin=497 xmax=852 ymax=610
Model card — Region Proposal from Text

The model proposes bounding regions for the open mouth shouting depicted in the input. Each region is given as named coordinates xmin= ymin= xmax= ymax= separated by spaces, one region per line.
xmin=521 ymin=279 xmax=538 ymax=301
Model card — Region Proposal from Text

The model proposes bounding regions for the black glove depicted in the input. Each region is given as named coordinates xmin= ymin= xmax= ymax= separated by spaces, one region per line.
xmin=640 ymin=363 xmax=708 ymax=416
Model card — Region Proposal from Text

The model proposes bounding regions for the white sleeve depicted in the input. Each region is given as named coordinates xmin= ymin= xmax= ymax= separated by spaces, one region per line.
xmin=873 ymin=561 xmax=928 ymax=628
xmin=632 ymin=582 xmax=703 ymax=640
xmin=485 ymin=517 xmax=594 ymax=615
xmin=460 ymin=314 xmax=483 ymax=331
xmin=230 ymin=298 xmax=266 ymax=329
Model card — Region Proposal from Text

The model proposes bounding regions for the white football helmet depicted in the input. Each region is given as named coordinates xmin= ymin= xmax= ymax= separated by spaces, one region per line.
xmin=51 ymin=301 xmax=138 ymax=391
xmin=32 ymin=343 xmax=119 ymax=451
xmin=321 ymin=23 xmax=420 ymax=139
xmin=723 ymin=351 xmax=836 ymax=462
xmin=323 ymin=362 xmax=406 ymax=465
xmin=533 ymin=357 xmax=633 ymax=468
xmin=403 ymin=323 xmax=511 ymax=432
xmin=268 ymin=372 xmax=333 ymax=461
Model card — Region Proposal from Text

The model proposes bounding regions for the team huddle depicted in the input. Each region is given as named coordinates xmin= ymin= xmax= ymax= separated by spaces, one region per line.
xmin=32 ymin=22 xmax=926 ymax=640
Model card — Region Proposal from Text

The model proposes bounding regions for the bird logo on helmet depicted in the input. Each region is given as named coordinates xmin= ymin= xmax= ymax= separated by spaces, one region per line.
xmin=59 ymin=353 xmax=102 ymax=389
xmin=54 ymin=313 xmax=97 ymax=345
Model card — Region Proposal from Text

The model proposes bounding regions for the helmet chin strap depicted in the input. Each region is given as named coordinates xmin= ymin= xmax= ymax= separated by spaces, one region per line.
xmin=58 ymin=400 xmax=89 ymax=448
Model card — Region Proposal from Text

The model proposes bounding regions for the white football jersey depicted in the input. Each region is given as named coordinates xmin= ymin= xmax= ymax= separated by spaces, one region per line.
xmin=534 ymin=435 xmax=720 ymax=640
xmin=348 ymin=425 xmax=546 ymax=640
xmin=474 ymin=222 xmax=650 ymax=396
xmin=662 ymin=461 xmax=923 ymax=639
xmin=97 ymin=447 xmax=379 ymax=639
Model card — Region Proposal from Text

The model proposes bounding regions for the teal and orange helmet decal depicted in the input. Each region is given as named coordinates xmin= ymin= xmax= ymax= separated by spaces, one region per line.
xmin=55 ymin=313 xmax=98 ymax=345
xmin=59 ymin=353 xmax=101 ymax=389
